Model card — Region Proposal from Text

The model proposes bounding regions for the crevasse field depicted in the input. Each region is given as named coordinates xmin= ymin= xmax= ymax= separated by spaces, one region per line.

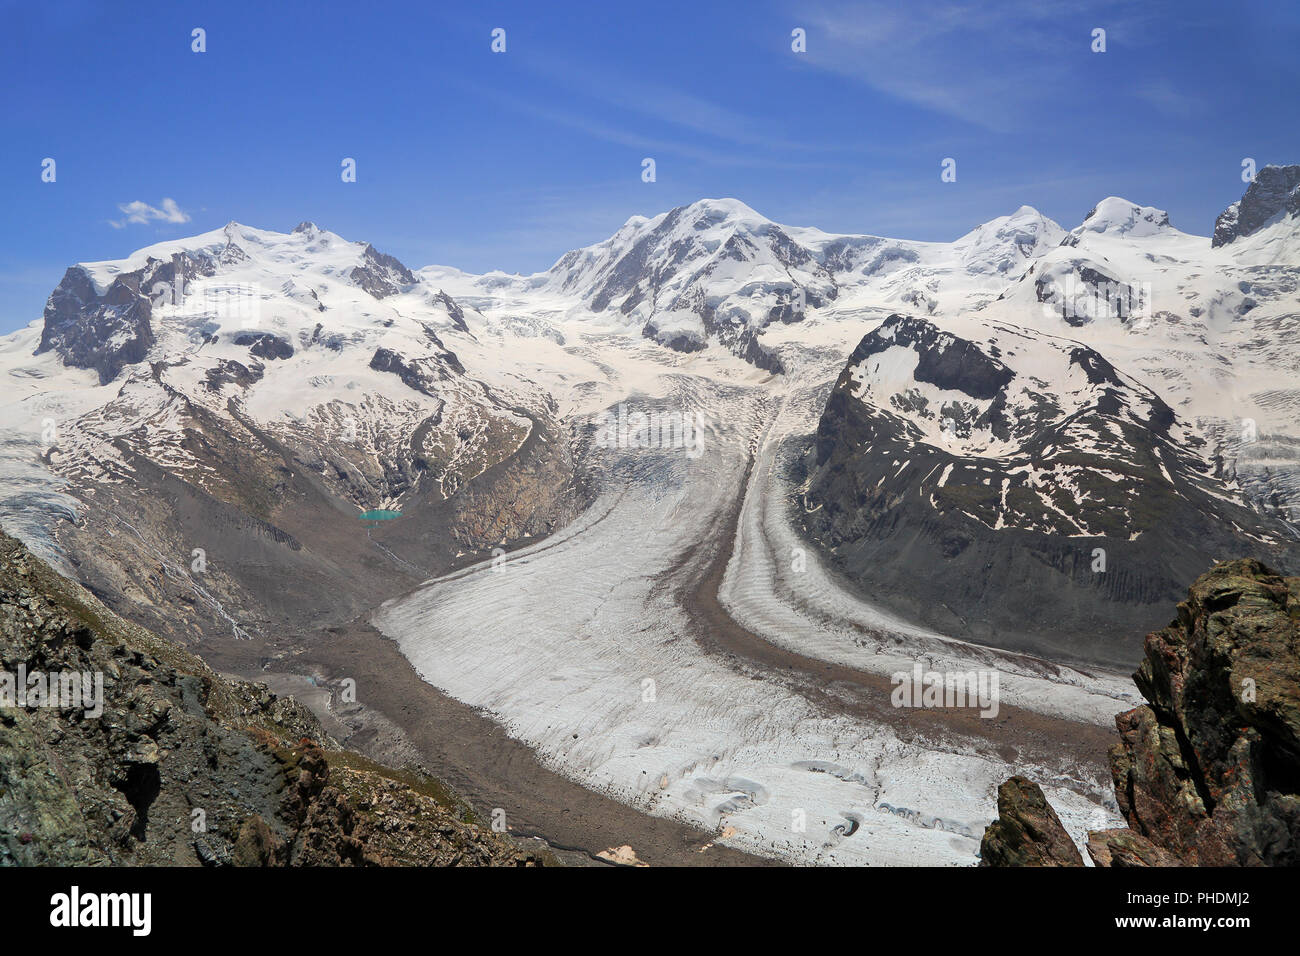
xmin=373 ymin=318 xmax=1135 ymax=866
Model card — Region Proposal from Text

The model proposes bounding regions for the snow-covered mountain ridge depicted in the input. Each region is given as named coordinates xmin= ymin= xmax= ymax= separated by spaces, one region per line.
xmin=2 ymin=167 xmax=1298 ymax=652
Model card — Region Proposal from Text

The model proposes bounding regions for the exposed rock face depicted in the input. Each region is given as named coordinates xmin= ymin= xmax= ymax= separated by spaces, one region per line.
xmin=0 ymin=531 xmax=545 ymax=867
xmin=1085 ymin=828 xmax=1179 ymax=867
xmin=800 ymin=314 xmax=1296 ymax=666
xmin=233 ymin=331 xmax=293 ymax=360
xmin=1108 ymin=558 xmax=1300 ymax=864
xmin=431 ymin=290 xmax=470 ymax=334
xmin=1213 ymin=165 xmax=1300 ymax=247
xmin=860 ymin=315 xmax=1015 ymax=398
xmin=350 ymin=244 xmax=416 ymax=299
xmin=642 ymin=320 xmax=706 ymax=354
xmin=369 ymin=344 xmax=464 ymax=394
xmin=203 ymin=359 xmax=264 ymax=391
xmin=979 ymin=777 xmax=1084 ymax=867
xmin=1033 ymin=260 xmax=1149 ymax=327
xmin=982 ymin=559 xmax=1300 ymax=866
xmin=34 ymin=239 xmax=264 ymax=383
xmin=37 ymin=267 xmax=158 ymax=384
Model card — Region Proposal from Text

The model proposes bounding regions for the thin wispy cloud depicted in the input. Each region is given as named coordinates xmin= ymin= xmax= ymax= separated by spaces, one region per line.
xmin=790 ymin=0 xmax=1165 ymax=132
xmin=457 ymin=80 xmax=850 ymax=172
xmin=514 ymin=54 xmax=851 ymax=156
xmin=110 ymin=198 xmax=191 ymax=229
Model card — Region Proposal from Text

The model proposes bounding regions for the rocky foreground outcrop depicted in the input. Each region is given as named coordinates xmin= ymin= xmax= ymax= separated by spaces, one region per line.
xmin=979 ymin=777 xmax=1085 ymax=867
xmin=982 ymin=558 xmax=1300 ymax=866
xmin=0 ymin=531 xmax=546 ymax=866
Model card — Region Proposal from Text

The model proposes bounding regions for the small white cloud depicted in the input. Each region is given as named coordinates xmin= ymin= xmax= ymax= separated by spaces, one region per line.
xmin=110 ymin=198 xmax=191 ymax=228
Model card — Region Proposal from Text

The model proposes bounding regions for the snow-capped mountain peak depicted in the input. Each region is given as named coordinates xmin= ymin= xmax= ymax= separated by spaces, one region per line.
xmin=681 ymin=196 xmax=768 ymax=224
xmin=952 ymin=205 xmax=1065 ymax=274
xmin=1073 ymin=197 xmax=1174 ymax=238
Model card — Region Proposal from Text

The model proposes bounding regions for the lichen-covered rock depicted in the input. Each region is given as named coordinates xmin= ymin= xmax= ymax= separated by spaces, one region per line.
xmin=1086 ymin=828 xmax=1179 ymax=867
xmin=1113 ymin=558 xmax=1300 ymax=865
xmin=983 ymin=558 xmax=1300 ymax=867
xmin=979 ymin=776 xmax=1084 ymax=866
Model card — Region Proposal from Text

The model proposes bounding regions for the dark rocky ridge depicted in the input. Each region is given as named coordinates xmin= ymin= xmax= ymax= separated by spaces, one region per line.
xmin=1213 ymin=165 xmax=1300 ymax=247
xmin=369 ymin=343 xmax=464 ymax=394
xmin=0 ymin=531 xmax=546 ymax=866
xmin=799 ymin=314 xmax=1297 ymax=667
xmin=35 ymin=246 xmax=234 ymax=384
xmin=865 ymin=316 xmax=1015 ymax=400
xmin=982 ymin=559 xmax=1300 ymax=866
xmin=38 ymin=267 xmax=158 ymax=385
xmin=431 ymin=289 xmax=471 ymax=333
xmin=233 ymin=331 xmax=293 ymax=360
xmin=1033 ymin=261 xmax=1149 ymax=327
xmin=350 ymin=244 xmax=416 ymax=299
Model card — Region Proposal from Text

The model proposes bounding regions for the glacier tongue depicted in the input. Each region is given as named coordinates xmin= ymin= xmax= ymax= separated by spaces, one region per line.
xmin=373 ymin=366 xmax=1127 ymax=866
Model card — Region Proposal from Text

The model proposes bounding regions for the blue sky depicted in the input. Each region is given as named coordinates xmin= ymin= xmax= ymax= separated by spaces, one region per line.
xmin=2 ymin=0 xmax=1297 ymax=333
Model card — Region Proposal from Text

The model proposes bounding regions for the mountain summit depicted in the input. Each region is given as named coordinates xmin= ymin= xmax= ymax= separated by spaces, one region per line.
xmin=1213 ymin=164 xmax=1300 ymax=247
xmin=1074 ymin=197 xmax=1174 ymax=238
xmin=2 ymin=170 xmax=1298 ymax=661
